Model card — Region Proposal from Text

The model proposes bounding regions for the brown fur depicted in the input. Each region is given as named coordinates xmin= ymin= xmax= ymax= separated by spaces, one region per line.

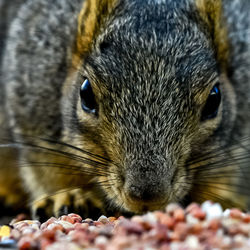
xmin=195 ymin=0 xmax=229 ymax=70
xmin=73 ymin=0 xmax=118 ymax=67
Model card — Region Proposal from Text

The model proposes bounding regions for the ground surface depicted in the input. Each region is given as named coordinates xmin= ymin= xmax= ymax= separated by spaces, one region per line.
xmin=0 ymin=201 xmax=249 ymax=250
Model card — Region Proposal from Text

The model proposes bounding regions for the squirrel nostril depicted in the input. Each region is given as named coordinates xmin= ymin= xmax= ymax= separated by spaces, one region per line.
xmin=127 ymin=184 xmax=163 ymax=202
xmin=120 ymin=175 xmax=125 ymax=185
xmin=127 ymin=185 xmax=141 ymax=201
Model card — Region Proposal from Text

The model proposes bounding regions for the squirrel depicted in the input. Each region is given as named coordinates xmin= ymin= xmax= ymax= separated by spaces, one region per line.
xmin=0 ymin=0 xmax=250 ymax=220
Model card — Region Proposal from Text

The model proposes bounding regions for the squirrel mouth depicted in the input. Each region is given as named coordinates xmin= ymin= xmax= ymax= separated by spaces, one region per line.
xmin=120 ymin=191 xmax=169 ymax=213
xmin=124 ymin=199 xmax=168 ymax=213
xmin=106 ymin=177 xmax=172 ymax=213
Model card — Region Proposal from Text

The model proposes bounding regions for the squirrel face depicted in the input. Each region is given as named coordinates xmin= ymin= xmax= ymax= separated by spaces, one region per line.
xmin=62 ymin=0 xmax=237 ymax=213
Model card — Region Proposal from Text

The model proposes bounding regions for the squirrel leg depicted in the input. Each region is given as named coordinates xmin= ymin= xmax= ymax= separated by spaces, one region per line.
xmin=0 ymin=106 xmax=28 ymax=212
xmin=32 ymin=189 xmax=105 ymax=221
xmin=18 ymin=146 xmax=106 ymax=220
xmin=0 ymin=147 xmax=28 ymax=211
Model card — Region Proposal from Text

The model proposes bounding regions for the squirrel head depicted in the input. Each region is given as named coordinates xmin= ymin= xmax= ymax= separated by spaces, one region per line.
xmin=63 ymin=0 xmax=238 ymax=213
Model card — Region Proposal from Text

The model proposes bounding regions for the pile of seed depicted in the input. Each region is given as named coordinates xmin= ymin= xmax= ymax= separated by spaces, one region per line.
xmin=0 ymin=201 xmax=249 ymax=250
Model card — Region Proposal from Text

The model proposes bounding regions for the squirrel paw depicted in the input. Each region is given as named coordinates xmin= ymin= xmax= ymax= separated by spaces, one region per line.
xmin=32 ymin=189 xmax=104 ymax=221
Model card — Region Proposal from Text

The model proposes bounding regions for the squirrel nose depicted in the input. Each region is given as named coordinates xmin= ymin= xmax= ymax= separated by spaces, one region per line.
xmin=126 ymin=183 xmax=166 ymax=203
xmin=124 ymin=157 xmax=170 ymax=204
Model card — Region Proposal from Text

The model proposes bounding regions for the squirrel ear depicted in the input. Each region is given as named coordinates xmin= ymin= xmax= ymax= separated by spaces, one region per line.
xmin=195 ymin=0 xmax=228 ymax=70
xmin=73 ymin=0 xmax=118 ymax=65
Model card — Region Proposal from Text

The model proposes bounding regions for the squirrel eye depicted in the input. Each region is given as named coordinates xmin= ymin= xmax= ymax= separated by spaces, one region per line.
xmin=201 ymin=83 xmax=221 ymax=121
xmin=80 ymin=79 xmax=97 ymax=115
